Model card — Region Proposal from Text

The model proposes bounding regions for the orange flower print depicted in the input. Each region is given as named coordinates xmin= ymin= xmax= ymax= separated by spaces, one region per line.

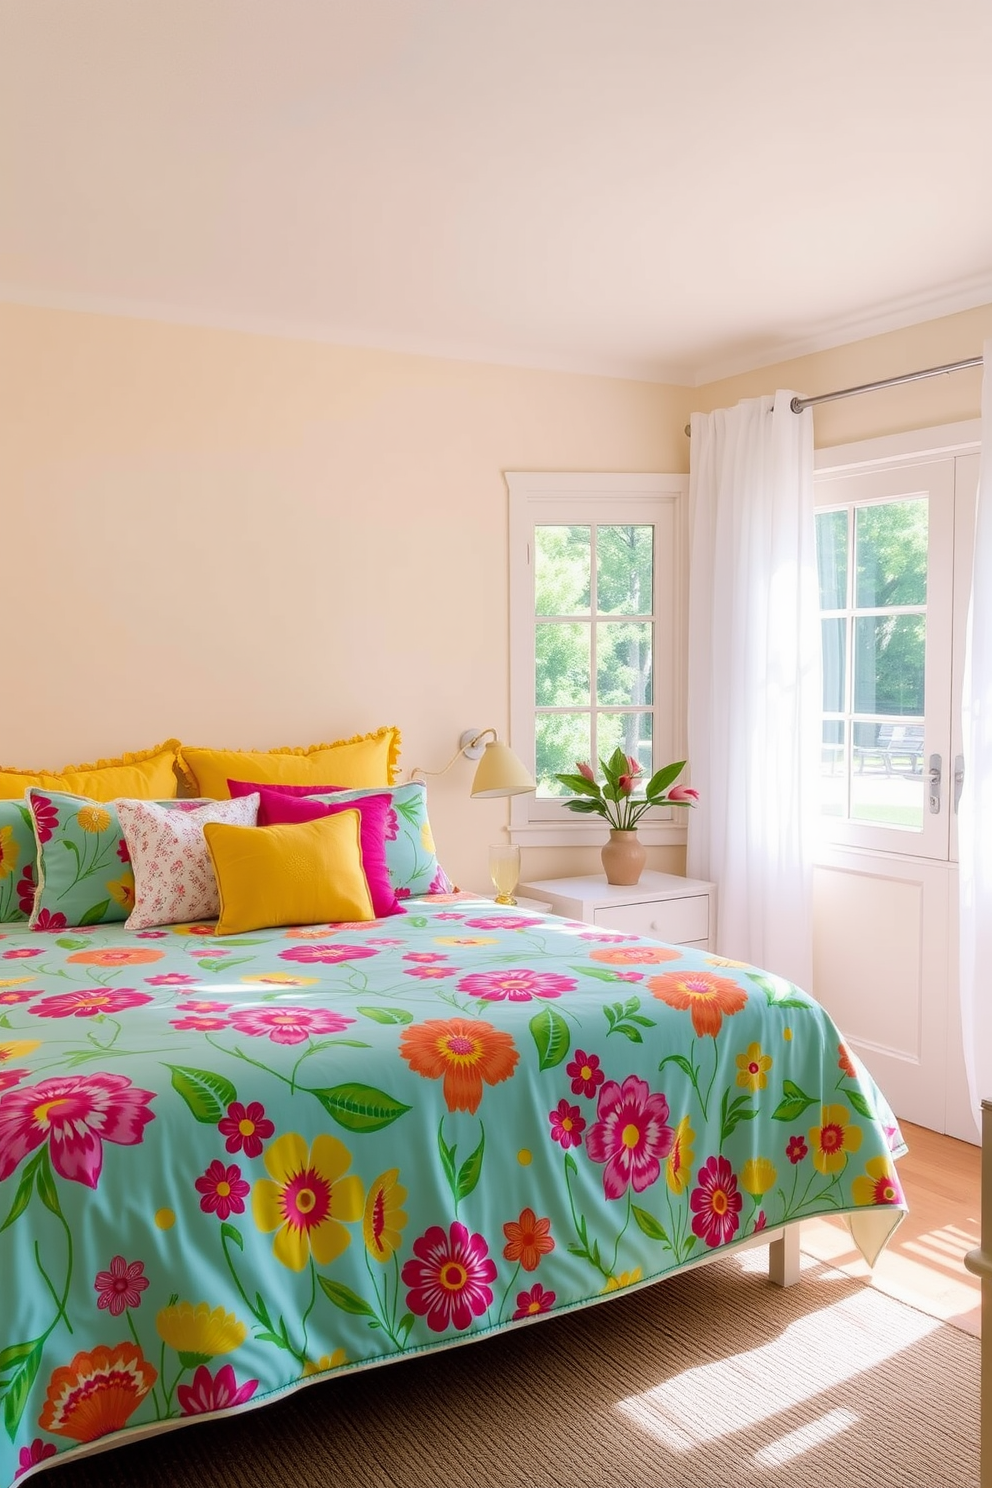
xmin=809 ymin=1103 xmax=862 ymax=1175
xmin=838 ymin=1042 xmax=858 ymax=1079
xmin=399 ymin=1017 xmax=519 ymax=1114
xmin=39 ymin=1342 xmax=157 ymax=1441
xmin=589 ymin=945 xmax=682 ymax=966
xmin=66 ymin=947 xmax=165 ymax=967
xmin=502 ymin=1207 xmax=555 ymax=1272
xmin=646 ymin=970 xmax=748 ymax=1038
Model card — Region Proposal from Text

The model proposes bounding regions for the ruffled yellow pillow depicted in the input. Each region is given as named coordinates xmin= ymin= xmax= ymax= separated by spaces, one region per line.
xmin=203 ymin=810 xmax=375 ymax=936
xmin=0 ymin=740 xmax=183 ymax=802
xmin=178 ymin=726 xmax=401 ymax=799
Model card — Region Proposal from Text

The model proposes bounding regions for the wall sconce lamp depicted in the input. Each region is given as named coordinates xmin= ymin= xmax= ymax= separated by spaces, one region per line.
xmin=412 ymin=728 xmax=536 ymax=799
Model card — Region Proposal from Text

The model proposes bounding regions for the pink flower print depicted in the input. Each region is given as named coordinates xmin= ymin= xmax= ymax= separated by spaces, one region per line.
xmin=462 ymin=917 xmax=544 ymax=931
xmin=753 ymin=1210 xmax=767 ymax=1233
xmin=403 ymin=952 xmax=448 ymax=963
xmin=195 ymin=1159 xmax=250 ymax=1219
xmin=786 ymin=1135 xmax=808 ymax=1165
xmin=15 ymin=1440 xmax=57 ymax=1479
xmin=433 ymin=912 xmax=465 ymax=920
xmin=566 ymin=1049 xmax=605 ymax=1100
xmin=170 ymin=1015 xmax=230 ymax=1031
xmin=2 ymin=947 xmax=43 ymax=960
xmin=177 ymin=1363 xmax=259 ymax=1416
xmin=94 ymin=1256 xmax=149 ymax=1316
xmin=401 ymin=1221 xmax=497 ymax=1332
xmin=395 ymin=887 xmax=412 ymax=900
xmin=384 ymin=808 xmax=399 ymax=841
xmin=135 ymin=930 xmax=169 ymax=939
xmin=30 ymin=988 xmax=154 ymax=1020
xmin=585 ymin=1075 xmax=674 ymax=1200
xmin=116 ymin=838 xmax=131 ymax=864
xmin=145 ymin=973 xmax=199 ymax=987
xmin=548 ymin=1099 xmax=585 ymax=1150
xmin=428 ymin=867 xmax=453 ymax=893
xmin=0 ymin=1071 xmax=155 ymax=1187
xmin=458 ymin=969 xmax=577 ymax=1003
xmin=578 ymin=930 xmax=634 ymax=943
xmin=0 ymin=990 xmax=37 ymax=1006
xmin=229 ymin=1005 xmax=357 ymax=1045
xmin=404 ymin=965 xmax=457 ymax=980
xmin=278 ymin=943 xmax=380 ymax=965
xmin=0 ymin=1069 xmax=29 ymax=1094
xmin=191 ymin=947 xmax=228 ymax=958
xmin=16 ymin=865 xmax=36 ymax=917
xmin=612 ymin=971 xmax=645 ymax=982
xmin=690 ymin=1154 xmax=743 ymax=1248
xmin=512 ymin=1284 xmax=556 ymax=1320
xmin=30 ymin=795 xmax=59 ymax=844
xmin=175 ymin=999 xmax=231 ymax=1012
xmin=218 ymin=1100 xmax=274 ymax=1158
xmin=32 ymin=908 xmax=67 ymax=933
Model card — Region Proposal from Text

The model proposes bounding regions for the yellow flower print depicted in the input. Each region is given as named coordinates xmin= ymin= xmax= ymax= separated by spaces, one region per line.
xmin=666 ymin=1115 xmax=695 ymax=1196
xmin=809 ymin=1103 xmax=862 ymax=1175
xmin=107 ymin=873 xmax=136 ymax=912
xmin=421 ymin=820 xmax=435 ymax=853
xmin=252 ymin=1132 xmax=363 ymax=1272
xmin=735 ymin=1041 xmax=772 ymax=1093
xmin=76 ymin=805 xmax=111 ymax=834
xmin=603 ymin=1268 xmax=642 ymax=1293
xmin=433 ymin=936 xmax=497 ymax=947
xmin=740 ymin=1157 xmax=777 ymax=1197
xmin=0 ymin=827 xmax=19 ymax=879
xmin=155 ymin=1302 xmax=246 ymax=1360
xmin=851 ymin=1155 xmax=904 ymax=1208
xmin=363 ymin=1169 xmax=408 ymax=1263
xmin=239 ymin=972 xmax=319 ymax=988
xmin=705 ymin=954 xmax=751 ymax=968
xmin=0 ymin=1039 xmax=41 ymax=1064
xmin=302 ymin=1349 xmax=347 ymax=1377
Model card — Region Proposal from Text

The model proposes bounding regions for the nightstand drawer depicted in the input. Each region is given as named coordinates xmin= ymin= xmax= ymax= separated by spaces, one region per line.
xmin=594 ymin=894 xmax=710 ymax=944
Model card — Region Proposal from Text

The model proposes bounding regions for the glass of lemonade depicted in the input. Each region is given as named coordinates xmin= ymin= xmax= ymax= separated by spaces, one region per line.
xmin=488 ymin=844 xmax=521 ymax=905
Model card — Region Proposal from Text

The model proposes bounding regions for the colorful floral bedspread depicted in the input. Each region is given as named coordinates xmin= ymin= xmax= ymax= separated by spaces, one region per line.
xmin=0 ymin=896 xmax=907 ymax=1487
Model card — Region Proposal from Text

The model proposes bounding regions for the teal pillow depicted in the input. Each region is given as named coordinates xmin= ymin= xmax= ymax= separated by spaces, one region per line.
xmin=228 ymin=779 xmax=452 ymax=899
xmin=0 ymin=798 xmax=39 ymax=923
xmin=26 ymin=789 xmax=206 ymax=930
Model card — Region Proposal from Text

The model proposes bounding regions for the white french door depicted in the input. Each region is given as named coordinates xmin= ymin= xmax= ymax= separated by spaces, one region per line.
xmin=812 ymin=424 xmax=980 ymax=1142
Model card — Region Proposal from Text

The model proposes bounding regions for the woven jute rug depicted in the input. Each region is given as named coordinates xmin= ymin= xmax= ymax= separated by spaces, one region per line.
xmin=39 ymin=1250 xmax=979 ymax=1488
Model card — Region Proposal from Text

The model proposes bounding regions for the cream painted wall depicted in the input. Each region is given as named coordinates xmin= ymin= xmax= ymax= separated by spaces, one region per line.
xmin=0 ymin=301 xmax=694 ymax=895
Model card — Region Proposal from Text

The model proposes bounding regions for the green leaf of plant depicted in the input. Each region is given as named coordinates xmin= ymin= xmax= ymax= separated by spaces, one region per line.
xmin=311 ymin=1083 xmax=412 ymax=1133
xmin=78 ymin=900 xmax=111 ymax=926
xmin=632 ymin=1206 xmax=670 ymax=1244
xmin=563 ymin=799 xmax=606 ymax=814
xmin=167 ymin=1065 xmax=238 ymax=1124
xmin=644 ymin=761 xmax=685 ymax=797
xmin=456 ymin=1126 xmax=485 ymax=1202
xmin=847 ymin=1089 xmax=874 ymax=1119
xmin=3 ymin=1340 xmax=43 ymax=1440
xmin=356 ymin=1006 xmax=414 ymax=1025
xmin=317 ymin=1276 xmax=376 ymax=1317
xmin=555 ymin=773 xmax=602 ymax=796
xmin=220 ymin=1222 xmax=243 ymax=1250
xmin=529 ymin=1006 xmax=570 ymax=1071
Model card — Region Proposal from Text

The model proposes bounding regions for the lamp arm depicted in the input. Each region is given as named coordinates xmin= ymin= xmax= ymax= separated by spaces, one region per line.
xmin=410 ymin=727 xmax=498 ymax=783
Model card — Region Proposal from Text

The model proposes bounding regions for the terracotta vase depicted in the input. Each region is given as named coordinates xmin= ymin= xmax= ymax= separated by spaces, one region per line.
xmin=601 ymin=829 xmax=646 ymax=886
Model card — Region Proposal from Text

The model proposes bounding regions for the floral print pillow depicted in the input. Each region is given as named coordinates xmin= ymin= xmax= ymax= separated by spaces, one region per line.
xmin=26 ymin=790 xmax=209 ymax=931
xmin=0 ymin=799 xmax=38 ymax=922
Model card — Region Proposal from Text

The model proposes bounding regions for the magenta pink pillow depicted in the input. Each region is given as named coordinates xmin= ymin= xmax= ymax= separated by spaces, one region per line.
xmin=247 ymin=786 xmax=402 ymax=919
xmin=229 ymin=779 xmax=342 ymax=799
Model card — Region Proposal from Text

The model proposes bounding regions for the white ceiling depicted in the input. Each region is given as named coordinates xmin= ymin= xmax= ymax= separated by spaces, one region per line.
xmin=2 ymin=1 xmax=991 ymax=385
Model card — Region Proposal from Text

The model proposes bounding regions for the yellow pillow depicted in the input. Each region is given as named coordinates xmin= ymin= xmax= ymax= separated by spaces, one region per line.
xmin=178 ymin=725 xmax=402 ymax=799
xmin=203 ymin=810 xmax=375 ymax=936
xmin=0 ymin=740 xmax=183 ymax=802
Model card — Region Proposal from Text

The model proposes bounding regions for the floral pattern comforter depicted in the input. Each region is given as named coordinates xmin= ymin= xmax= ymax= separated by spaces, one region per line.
xmin=0 ymin=896 xmax=907 ymax=1487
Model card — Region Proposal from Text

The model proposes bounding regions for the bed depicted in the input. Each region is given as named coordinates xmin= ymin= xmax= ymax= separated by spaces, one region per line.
xmin=0 ymin=892 xmax=907 ymax=1488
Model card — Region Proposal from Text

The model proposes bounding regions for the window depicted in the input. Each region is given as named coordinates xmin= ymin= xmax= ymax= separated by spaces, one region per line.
xmin=507 ymin=472 xmax=688 ymax=845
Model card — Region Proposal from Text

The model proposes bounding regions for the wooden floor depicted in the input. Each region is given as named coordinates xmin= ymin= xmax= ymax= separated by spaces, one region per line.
xmin=800 ymin=1120 xmax=982 ymax=1336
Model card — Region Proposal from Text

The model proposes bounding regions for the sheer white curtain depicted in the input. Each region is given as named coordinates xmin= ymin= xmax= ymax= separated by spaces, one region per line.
xmin=959 ymin=338 xmax=992 ymax=1125
xmin=686 ymin=393 xmax=819 ymax=991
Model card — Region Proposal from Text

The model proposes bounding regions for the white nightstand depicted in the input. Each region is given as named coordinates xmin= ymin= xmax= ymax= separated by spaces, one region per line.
xmin=516 ymin=871 xmax=716 ymax=950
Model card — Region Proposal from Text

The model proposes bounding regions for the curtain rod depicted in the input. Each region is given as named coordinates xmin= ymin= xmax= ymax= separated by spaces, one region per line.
xmin=684 ymin=354 xmax=983 ymax=435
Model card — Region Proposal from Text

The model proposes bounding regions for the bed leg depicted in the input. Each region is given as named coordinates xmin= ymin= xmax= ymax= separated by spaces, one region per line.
xmin=768 ymin=1223 xmax=801 ymax=1287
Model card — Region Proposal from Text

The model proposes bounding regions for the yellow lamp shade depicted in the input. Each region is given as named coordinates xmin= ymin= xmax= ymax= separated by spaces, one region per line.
xmin=470 ymin=742 xmax=536 ymax=799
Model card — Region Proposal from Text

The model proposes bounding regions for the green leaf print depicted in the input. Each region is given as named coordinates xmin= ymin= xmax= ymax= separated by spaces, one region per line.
xmin=167 ymin=1066 xmax=239 ymax=1124
xmin=632 ymin=1206 xmax=670 ymax=1245
xmin=78 ymin=900 xmax=111 ymax=926
xmin=720 ymin=1090 xmax=757 ymax=1145
xmin=0 ymin=1160 xmax=37 ymax=1234
xmin=529 ymin=1006 xmax=570 ymax=1070
xmin=2 ymin=1338 xmax=43 ymax=1441
xmin=749 ymin=971 xmax=810 ymax=1009
xmin=317 ymin=1277 xmax=376 ymax=1317
xmin=357 ymin=1006 xmax=414 ymax=1025
xmin=846 ymin=1088 xmax=874 ymax=1120
xmin=771 ymin=1079 xmax=819 ymax=1122
xmin=438 ymin=1121 xmax=457 ymax=1191
xmin=311 ymin=1083 xmax=412 ymax=1133
xmin=456 ymin=1127 xmax=485 ymax=1202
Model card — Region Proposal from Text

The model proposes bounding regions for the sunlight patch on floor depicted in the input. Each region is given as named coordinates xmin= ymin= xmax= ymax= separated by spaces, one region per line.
xmin=753 ymin=1407 xmax=860 ymax=1466
xmin=616 ymin=1280 xmax=939 ymax=1450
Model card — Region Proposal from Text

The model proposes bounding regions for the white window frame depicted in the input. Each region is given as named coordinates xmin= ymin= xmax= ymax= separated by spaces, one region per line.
xmin=506 ymin=470 xmax=689 ymax=848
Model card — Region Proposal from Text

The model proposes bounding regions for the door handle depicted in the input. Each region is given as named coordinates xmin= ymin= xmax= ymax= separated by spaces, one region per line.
xmin=928 ymin=754 xmax=941 ymax=814
xmin=954 ymin=754 xmax=965 ymax=813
